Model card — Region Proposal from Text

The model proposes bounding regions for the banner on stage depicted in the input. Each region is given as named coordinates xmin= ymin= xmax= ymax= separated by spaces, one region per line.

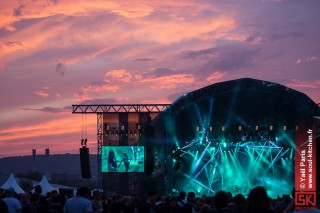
xmin=295 ymin=118 xmax=317 ymax=210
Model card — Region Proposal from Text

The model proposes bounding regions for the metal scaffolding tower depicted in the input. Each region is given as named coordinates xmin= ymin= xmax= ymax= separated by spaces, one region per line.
xmin=72 ymin=104 xmax=170 ymax=186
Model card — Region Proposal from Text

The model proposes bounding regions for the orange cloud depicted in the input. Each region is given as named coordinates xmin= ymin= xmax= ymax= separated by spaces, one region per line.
xmin=0 ymin=114 xmax=97 ymax=157
xmin=206 ymin=71 xmax=225 ymax=83
xmin=104 ymin=69 xmax=133 ymax=83
xmin=138 ymin=74 xmax=195 ymax=89
xmin=0 ymin=114 xmax=96 ymax=143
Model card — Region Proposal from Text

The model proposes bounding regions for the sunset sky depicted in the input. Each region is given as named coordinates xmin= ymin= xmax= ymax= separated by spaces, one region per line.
xmin=0 ymin=0 xmax=319 ymax=157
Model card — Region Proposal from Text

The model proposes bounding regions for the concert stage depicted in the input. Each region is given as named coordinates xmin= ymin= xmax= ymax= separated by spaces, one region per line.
xmin=73 ymin=78 xmax=320 ymax=197
xmin=158 ymin=78 xmax=319 ymax=198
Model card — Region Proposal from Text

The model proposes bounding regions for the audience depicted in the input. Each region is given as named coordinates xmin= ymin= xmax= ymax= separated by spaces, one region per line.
xmin=3 ymin=187 xmax=21 ymax=213
xmin=1 ymin=184 xmax=319 ymax=213
xmin=245 ymin=186 xmax=271 ymax=213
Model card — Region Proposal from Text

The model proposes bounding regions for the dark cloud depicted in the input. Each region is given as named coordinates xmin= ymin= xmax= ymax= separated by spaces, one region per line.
xmin=80 ymin=98 xmax=117 ymax=105
xmin=55 ymin=62 xmax=66 ymax=76
xmin=22 ymin=106 xmax=71 ymax=113
xmin=245 ymin=36 xmax=256 ymax=43
xmin=13 ymin=5 xmax=26 ymax=17
xmin=205 ymin=48 xmax=261 ymax=72
xmin=153 ymin=68 xmax=179 ymax=77
xmin=180 ymin=47 xmax=219 ymax=59
xmin=90 ymin=81 xmax=106 ymax=86
xmin=181 ymin=46 xmax=261 ymax=75
xmin=267 ymin=32 xmax=303 ymax=42
xmin=3 ymin=41 xmax=23 ymax=47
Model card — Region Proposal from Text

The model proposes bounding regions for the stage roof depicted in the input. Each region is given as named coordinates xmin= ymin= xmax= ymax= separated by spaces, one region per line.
xmin=160 ymin=78 xmax=319 ymax=141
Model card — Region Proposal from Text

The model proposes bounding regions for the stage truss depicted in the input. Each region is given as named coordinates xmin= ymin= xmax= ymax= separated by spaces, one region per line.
xmin=170 ymin=129 xmax=295 ymax=198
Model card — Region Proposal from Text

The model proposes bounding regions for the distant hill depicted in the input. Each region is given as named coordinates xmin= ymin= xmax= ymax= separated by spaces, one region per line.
xmin=0 ymin=154 xmax=98 ymax=179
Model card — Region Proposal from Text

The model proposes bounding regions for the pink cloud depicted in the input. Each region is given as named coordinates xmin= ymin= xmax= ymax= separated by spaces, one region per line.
xmin=138 ymin=74 xmax=195 ymax=89
xmin=206 ymin=71 xmax=225 ymax=83
xmin=306 ymin=56 xmax=318 ymax=61
xmin=104 ymin=69 xmax=133 ymax=83
xmin=34 ymin=91 xmax=50 ymax=97
xmin=77 ymin=83 xmax=121 ymax=103
xmin=140 ymin=98 xmax=172 ymax=104
xmin=0 ymin=115 xmax=97 ymax=156
xmin=286 ymin=79 xmax=320 ymax=89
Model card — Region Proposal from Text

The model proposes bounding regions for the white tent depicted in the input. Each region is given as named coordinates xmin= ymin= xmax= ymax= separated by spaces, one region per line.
xmin=1 ymin=173 xmax=25 ymax=194
xmin=38 ymin=175 xmax=55 ymax=195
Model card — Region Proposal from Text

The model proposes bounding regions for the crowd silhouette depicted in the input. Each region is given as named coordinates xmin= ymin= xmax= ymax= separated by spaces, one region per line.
xmin=0 ymin=184 xmax=319 ymax=213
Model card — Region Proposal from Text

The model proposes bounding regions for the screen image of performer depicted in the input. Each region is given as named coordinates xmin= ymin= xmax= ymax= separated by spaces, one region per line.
xmin=108 ymin=150 xmax=117 ymax=172
xmin=122 ymin=153 xmax=130 ymax=172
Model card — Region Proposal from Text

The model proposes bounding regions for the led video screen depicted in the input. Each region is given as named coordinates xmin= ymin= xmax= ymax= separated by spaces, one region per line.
xmin=101 ymin=146 xmax=145 ymax=172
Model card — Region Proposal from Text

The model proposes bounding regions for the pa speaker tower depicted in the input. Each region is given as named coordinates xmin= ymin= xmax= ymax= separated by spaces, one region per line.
xmin=80 ymin=147 xmax=91 ymax=179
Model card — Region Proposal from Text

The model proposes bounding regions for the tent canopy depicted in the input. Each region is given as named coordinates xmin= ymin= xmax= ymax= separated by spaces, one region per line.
xmin=37 ymin=175 xmax=55 ymax=195
xmin=1 ymin=173 xmax=25 ymax=194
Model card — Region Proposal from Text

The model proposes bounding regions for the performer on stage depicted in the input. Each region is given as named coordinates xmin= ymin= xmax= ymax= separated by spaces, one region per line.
xmin=108 ymin=149 xmax=117 ymax=172
xmin=122 ymin=153 xmax=130 ymax=172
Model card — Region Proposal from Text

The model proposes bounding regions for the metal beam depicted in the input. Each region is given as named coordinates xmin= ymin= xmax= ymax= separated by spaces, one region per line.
xmin=97 ymin=113 xmax=103 ymax=186
xmin=72 ymin=104 xmax=171 ymax=114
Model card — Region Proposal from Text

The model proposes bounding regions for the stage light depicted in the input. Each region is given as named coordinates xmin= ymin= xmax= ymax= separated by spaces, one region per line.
xmin=136 ymin=123 xmax=141 ymax=130
xmin=103 ymin=123 xmax=109 ymax=131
